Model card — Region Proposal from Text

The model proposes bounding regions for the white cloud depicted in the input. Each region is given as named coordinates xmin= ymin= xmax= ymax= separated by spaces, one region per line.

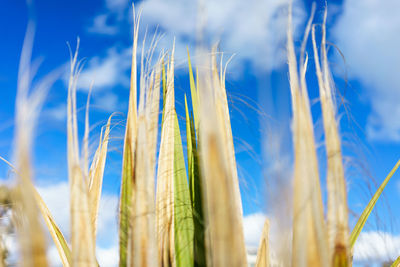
xmin=93 ymin=92 xmax=120 ymax=112
xmin=333 ymin=0 xmax=400 ymax=141
xmin=44 ymin=103 xmax=67 ymax=121
xmin=47 ymin=245 xmax=63 ymax=267
xmin=77 ymin=47 xmax=131 ymax=91
xmin=243 ymin=212 xmax=266 ymax=250
xmin=87 ymin=0 xmax=130 ymax=35
xmin=353 ymin=231 xmax=400 ymax=264
xmin=138 ymin=0 xmax=305 ymax=72
xmin=104 ymin=0 xmax=130 ymax=13
xmin=37 ymin=182 xmax=70 ymax=237
xmin=88 ymin=0 xmax=305 ymax=72
xmin=97 ymin=246 xmax=119 ymax=267
xmin=87 ymin=14 xmax=119 ymax=35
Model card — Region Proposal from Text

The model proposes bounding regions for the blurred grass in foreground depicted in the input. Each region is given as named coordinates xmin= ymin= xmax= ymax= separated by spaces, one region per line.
xmin=0 ymin=4 xmax=399 ymax=267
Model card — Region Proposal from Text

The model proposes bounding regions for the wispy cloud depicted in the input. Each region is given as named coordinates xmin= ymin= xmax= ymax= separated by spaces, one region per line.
xmin=87 ymin=14 xmax=119 ymax=35
xmin=140 ymin=0 xmax=305 ymax=71
xmin=92 ymin=92 xmax=122 ymax=112
xmin=353 ymin=231 xmax=400 ymax=264
xmin=44 ymin=103 xmax=67 ymax=122
xmin=88 ymin=0 xmax=305 ymax=72
xmin=243 ymin=212 xmax=266 ymax=249
xmin=333 ymin=0 xmax=400 ymax=142
xmin=76 ymin=47 xmax=131 ymax=91
xmin=104 ymin=0 xmax=130 ymax=14
xmin=86 ymin=0 xmax=130 ymax=36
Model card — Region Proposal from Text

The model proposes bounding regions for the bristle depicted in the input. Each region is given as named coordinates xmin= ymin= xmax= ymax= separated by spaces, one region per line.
xmin=311 ymin=9 xmax=349 ymax=265
xmin=287 ymin=4 xmax=329 ymax=267
xmin=67 ymin=43 xmax=97 ymax=267
xmin=130 ymin=53 xmax=163 ymax=267
xmin=210 ymin=46 xmax=244 ymax=220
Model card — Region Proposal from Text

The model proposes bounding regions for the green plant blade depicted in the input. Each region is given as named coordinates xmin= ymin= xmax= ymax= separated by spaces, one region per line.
xmin=187 ymin=48 xmax=199 ymax=133
xmin=185 ymin=95 xmax=206 ymax=267
xmin=174 ymin=110 xmax=194 ymax=267
xmin=391 ymin=256 xmax=400 ymax=267
xmin=119 ymin=140 xmax=134 ymax=267
xmin=161 ymin=60 xmax=167 ymax=128
xmin=185 ymin=96 xmax=195 ymax=203
xmin=350 ymin=158 xmax=400 ymax=249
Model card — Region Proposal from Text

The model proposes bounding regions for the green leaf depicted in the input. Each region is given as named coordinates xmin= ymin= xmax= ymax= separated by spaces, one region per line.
xmin=185 ymin=96 xmax=194 ymax=202
xmin=161 ymin=59 xmax=167 ymax=127
xmin=350 ymin=158 xmax=400 ymax=248
xmin=174 ymin=110 xmax=194 ymax=267
xmin=185 ymin=96 xmax=206 ymax=267
xmin=187 ymin=48 xmax=199 ymax=133
xmin=391 ymin=255 xmax=400 ymax=267
xmin=119 ymin=139 xmax=133 ymax=267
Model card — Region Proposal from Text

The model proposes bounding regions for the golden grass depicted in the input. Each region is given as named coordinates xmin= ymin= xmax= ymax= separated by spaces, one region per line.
xmin=312 ymin=10 xmax=349 ymax=265
xmin=255 ymin=219 xmax=270 ymax=267
xmin=67 ymin=40 xmax=97 ymax=267
xmin=13 ymin=21 xmax=50 ymax=267
xmin=118 ymin=7 xmax=140 ymax=266
xmin=1 ymin=4 xmax=400 ymax=267
xmin=156 ymin=46 xmax=176 ymax=267
xmin=287 ymin=4 xmax=329 ymax=266
xmin=35 ymin=189 xmax=71 ymax=266
xmin=196 ymin=47 xmax=247 ymax=267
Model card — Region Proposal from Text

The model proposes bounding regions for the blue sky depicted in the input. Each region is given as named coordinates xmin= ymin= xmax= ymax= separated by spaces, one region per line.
xmin=1 ymin=0 xmax=400 ymax=265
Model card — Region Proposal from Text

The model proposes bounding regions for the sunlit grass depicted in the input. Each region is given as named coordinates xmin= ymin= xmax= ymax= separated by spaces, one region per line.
xmin=0 ymin=4 xmax=399 ymax=267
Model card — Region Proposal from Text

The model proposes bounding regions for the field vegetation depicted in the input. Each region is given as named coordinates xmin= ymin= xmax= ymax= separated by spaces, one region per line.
xmin=0 ymin=3 xmax=399 ymax=267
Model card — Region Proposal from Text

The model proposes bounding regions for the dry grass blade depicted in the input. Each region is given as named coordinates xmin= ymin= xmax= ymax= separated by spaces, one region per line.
xmin=13 ymin=21 xmax=53 ymax=267
xmin=156 ymin=44 xmax=176 ymax=267
xmin=119 ymin=6 xmax=141 ymax=266
xmin=255 ymin=219 xmax=270 ymax=267
xmin=67 ymin=40 xmax=97 ymax=267
xmin=211 ymin=47 xmax=244 ymax=219
xmin=197 ymin=49 xmax=247 ymax=267
xmin=35 ymin=189 xmax=72 ymax=267
xmin=311 ymin=9 xmax=349 ymax=266
xmin=287 ymin=5 xmax=328 ymax=267
xmin=130 ymin=53 xmax=162 ymax=267
xmin=146 ymin=58 xmax=162 ymax=187
xmin=132 ymin=114 xmax=157 ymax=267
xmin=88 ymin=115 xmax=112 ymax=240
